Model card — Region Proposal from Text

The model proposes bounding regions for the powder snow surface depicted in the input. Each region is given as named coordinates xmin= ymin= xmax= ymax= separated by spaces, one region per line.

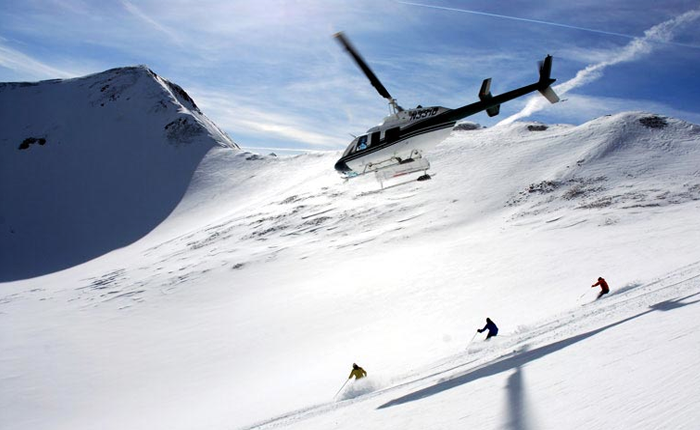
xmin=1 ymin=112 xmax=699 ymax=430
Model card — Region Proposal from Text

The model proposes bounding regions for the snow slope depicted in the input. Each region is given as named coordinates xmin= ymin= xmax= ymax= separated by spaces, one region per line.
xmin=0 ymin=67 xmax=238 ymax=281
xmin=1 ymin=112 xmax=699 ymax=430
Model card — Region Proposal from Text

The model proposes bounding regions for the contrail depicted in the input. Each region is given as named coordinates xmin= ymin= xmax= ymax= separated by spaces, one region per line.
xmin=497 ymin=8 xmax=700 ymax=125
xmin=398 ymin=1 xmax=700 ymax=50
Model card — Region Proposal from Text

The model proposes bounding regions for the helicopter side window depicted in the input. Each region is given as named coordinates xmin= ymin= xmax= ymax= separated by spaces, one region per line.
xmin=385 ymin=127 xmax=401 ymax=144
xmin=370 ymin=131 xmax=381 ymax=146
xmin=354 ymin=135 xmax=368 ymax=152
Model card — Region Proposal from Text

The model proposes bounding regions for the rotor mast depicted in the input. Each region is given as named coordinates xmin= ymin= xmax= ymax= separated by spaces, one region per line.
xmin=387 ymin=98 xmax=403 ymax=115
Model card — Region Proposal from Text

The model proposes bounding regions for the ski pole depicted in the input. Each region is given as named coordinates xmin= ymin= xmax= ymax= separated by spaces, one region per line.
xmin=465 ymin=331 xmax=478 ymax=350
xmin=577 ymin=291 xmax=588 ymax=301
xmin=333 ymin=379 xmax=350 ymax=399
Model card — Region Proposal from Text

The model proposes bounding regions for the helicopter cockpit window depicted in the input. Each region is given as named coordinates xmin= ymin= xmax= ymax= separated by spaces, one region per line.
xmin=354 ymin=135 xmax=369 ymax=152
xmin=342 ymin=137 xmax=359 ymax=157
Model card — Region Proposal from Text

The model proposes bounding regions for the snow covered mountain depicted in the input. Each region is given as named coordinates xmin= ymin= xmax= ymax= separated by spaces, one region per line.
xmin=1 ymin=111 xmax=699 ymax=430
xmin=0 ymin=66 xmax=238 ymax=281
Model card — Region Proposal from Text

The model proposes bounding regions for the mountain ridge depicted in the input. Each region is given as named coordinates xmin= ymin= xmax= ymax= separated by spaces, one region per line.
xmin=0 ymin=65 xmax=239 ymax=281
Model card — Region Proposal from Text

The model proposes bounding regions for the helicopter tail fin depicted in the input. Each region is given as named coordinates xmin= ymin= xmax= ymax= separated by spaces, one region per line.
xmin=479 ymin=78 xmax=501 ymax=117
xmin=539 ymin=86 xmax=560 ymax=104
xmin=538 ymin=55 xmax=560 ymax=104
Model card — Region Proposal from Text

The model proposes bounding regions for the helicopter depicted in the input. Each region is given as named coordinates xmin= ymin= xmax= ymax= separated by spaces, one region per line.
xmin=333 ymin=31 xmax=560 ymax=182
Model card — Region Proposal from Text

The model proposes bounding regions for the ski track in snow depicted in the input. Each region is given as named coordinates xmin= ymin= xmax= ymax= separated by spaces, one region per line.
xmin=244 ymin=260 xmax=700 ymax=429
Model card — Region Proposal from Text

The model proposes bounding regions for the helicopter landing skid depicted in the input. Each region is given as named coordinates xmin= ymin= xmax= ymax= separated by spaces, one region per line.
xmin=361 ymin=172 xmax=436 ymax=194
xmin=374 ymin=157 xmax=430 ymax=180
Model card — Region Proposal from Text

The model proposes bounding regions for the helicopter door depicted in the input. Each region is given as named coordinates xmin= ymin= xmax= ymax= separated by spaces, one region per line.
xmin=385 ymin=127 xmax=400 ymax=143
xmin=370 ymin=131 xmax=381 ymax=146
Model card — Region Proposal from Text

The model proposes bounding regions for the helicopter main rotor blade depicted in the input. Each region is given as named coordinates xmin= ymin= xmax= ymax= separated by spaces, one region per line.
xmin=334 ymin=32 xmax=393 ymax=101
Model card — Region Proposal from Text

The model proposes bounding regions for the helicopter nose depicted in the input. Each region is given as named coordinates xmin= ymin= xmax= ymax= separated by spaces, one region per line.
xmin=334 ymin=159 xmax=352 ymax=174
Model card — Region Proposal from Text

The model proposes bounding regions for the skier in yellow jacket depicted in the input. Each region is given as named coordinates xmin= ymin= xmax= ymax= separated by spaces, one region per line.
xmin=348 ymin=363 xmax=367 ymax=380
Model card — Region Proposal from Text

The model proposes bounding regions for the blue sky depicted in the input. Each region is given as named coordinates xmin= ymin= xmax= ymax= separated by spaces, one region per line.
xmin=1 ymin=1 xmax=699 ymax=153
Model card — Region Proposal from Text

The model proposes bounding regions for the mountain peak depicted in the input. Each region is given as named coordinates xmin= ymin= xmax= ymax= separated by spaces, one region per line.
xmin=0 ymin=66 xmax=238 ymax=281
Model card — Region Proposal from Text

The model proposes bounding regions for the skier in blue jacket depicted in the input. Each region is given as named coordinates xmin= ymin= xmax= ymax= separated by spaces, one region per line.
xmin=477 ymin=318 xmax=499 ymax=339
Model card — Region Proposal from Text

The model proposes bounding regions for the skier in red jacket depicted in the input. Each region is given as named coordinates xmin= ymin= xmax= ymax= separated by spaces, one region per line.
xmin=591 ymin=277 xmax=610 ymax=299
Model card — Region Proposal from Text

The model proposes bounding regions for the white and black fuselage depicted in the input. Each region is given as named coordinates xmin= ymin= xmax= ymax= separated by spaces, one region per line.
xmin=333 ymin=32 xmax=559 ymax=178
xmin=334 ymin=106 xmax=454 ymax=176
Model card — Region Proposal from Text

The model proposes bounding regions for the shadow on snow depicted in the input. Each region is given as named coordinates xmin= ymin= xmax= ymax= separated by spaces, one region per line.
xmin=379 ymin=293 xmax=700 ymax=411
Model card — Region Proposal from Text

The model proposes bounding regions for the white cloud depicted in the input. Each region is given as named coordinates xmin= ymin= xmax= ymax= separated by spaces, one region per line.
xmin=120 ymin=0 xmax=185 ymax=47
xmin=497 ymin=8 xmax=700 ymax=126
xmin=192 ymin=89 xmax=349 ymax=149
xmin=0 ymin=42 xmax=79 ymax=80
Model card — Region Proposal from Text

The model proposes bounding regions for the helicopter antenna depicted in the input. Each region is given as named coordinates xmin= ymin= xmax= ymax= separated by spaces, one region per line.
xmin=334 ymin=32 xmax=404 ymax=115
